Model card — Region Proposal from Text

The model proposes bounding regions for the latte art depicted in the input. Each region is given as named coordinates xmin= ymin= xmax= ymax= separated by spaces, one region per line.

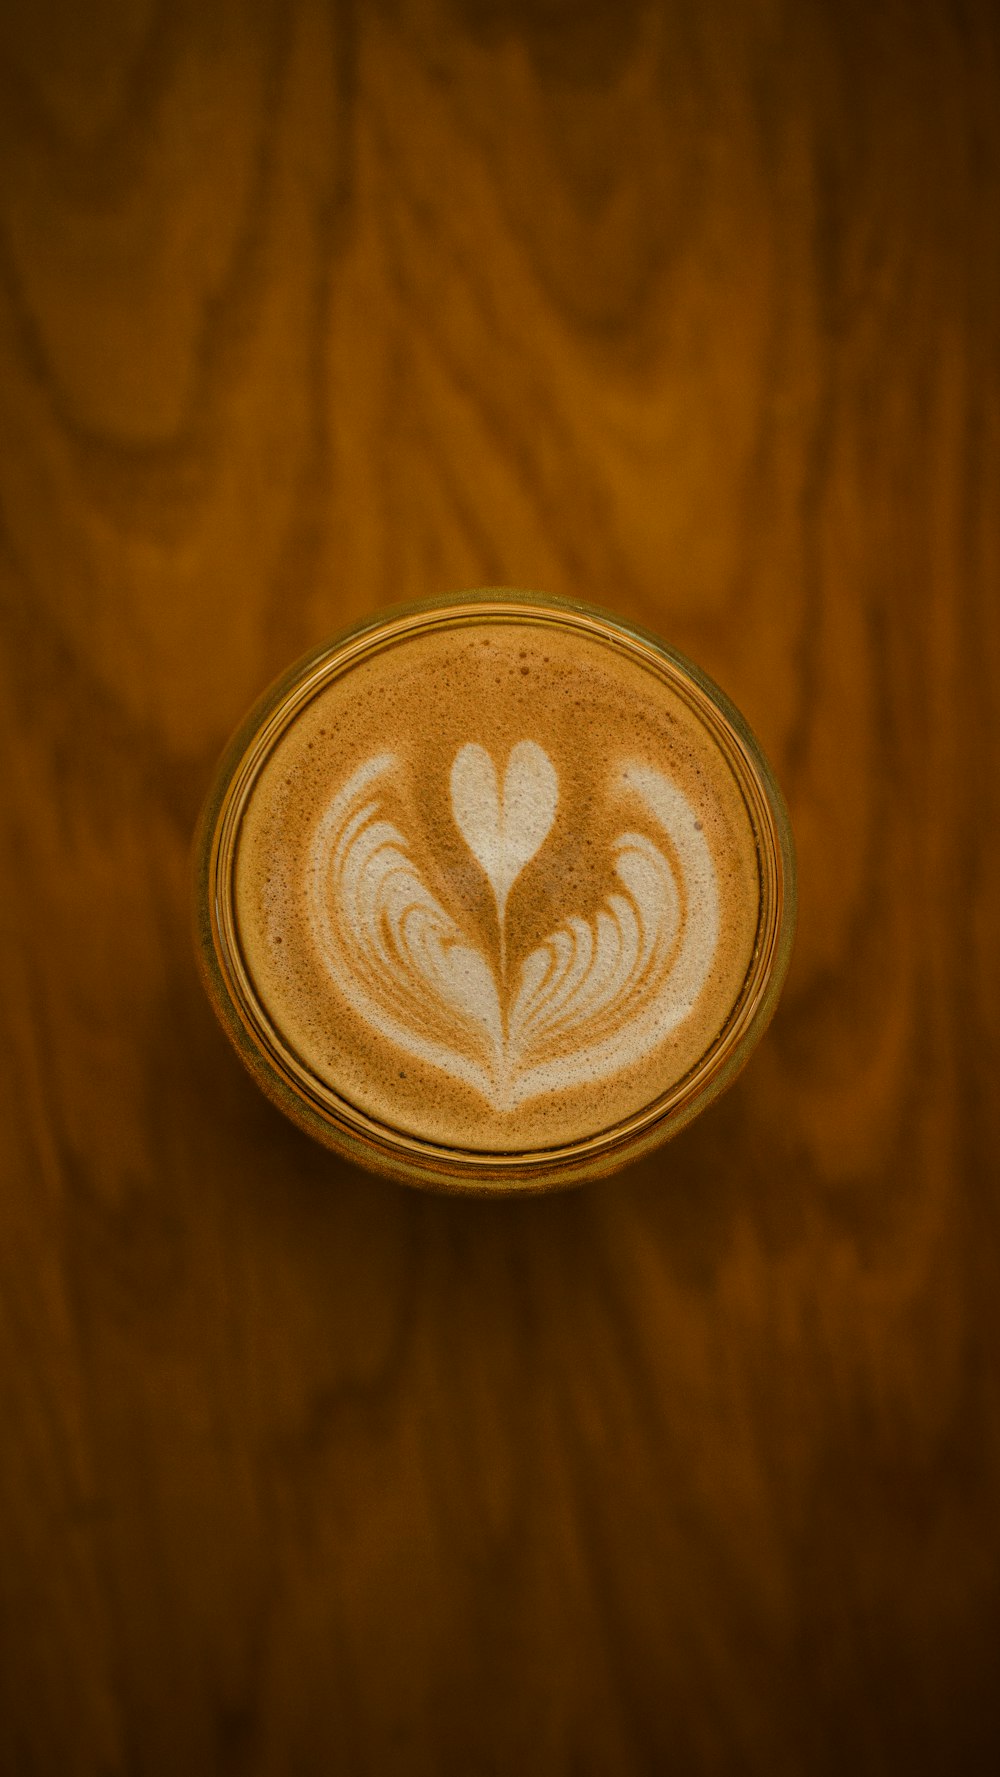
xmin=306 ymin=745 xmax=719 ymax=1112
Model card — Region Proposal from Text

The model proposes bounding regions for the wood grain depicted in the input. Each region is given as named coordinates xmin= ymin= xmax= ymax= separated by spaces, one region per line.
xmin=2 ymin=1 xmax=998 ymax=1771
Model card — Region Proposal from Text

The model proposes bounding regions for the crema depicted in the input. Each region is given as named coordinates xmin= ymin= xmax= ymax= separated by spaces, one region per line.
xmin=230 ymin=613 xmax=768 ymax=1155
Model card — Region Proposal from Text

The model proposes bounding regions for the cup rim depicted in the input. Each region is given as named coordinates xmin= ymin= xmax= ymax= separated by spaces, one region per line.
xmin=192 ymin=589 xmax=797 ymax=1192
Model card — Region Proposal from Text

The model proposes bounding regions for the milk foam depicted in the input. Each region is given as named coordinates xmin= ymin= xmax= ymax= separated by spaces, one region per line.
xmin=305 ymin=746 xmax=719 ymax=1112
xmin=234 ymin=618 xmax=761 ymax=1151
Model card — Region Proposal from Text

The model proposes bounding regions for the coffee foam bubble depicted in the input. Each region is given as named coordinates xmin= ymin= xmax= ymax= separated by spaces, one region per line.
xmin=234 ymin=620 xmax=761 ymax=1151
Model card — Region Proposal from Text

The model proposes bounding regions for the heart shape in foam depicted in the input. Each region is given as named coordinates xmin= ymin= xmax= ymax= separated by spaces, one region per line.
xmin=449 ymin=741 xmax=558 ymax=923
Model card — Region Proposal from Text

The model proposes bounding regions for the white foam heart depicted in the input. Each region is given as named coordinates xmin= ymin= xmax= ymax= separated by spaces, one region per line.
xmin=449 ymin=741 xmax=558 ymax=927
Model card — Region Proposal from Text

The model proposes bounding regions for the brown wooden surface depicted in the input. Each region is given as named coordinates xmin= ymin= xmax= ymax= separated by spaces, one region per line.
xmin=2 ymin=2 xmax=999 ymax=1772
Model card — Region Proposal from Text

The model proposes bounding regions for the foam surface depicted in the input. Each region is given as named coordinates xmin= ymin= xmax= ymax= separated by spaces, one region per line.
xmin=234 ymin=617 xmax=762 ymax=1151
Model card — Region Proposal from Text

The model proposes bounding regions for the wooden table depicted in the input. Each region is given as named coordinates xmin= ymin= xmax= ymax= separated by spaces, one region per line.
xmin=2 ymin=3 xmax=998 ymax=1771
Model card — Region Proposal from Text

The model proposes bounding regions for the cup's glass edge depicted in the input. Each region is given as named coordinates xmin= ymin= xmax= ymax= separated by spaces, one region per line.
xmin=192 ymin=589 xmax=797 ymax=1191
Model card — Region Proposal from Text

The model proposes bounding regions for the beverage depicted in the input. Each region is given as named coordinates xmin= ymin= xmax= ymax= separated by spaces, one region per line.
xmin=194 ymin=592 xmax=795 ymax=1190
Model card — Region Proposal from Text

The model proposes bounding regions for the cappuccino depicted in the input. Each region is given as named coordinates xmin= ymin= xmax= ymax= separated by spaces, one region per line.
xmin=195 ymin=594 xmax=795 ymax=1189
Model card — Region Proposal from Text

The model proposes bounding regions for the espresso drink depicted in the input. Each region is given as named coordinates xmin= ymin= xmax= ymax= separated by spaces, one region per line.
xmin=196 ymin=596 xmax=794 ymax=1186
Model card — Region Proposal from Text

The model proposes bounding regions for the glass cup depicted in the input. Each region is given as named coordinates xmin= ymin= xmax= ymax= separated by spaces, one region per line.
xmin=193 ymin=591 xmax=796 ymax=1192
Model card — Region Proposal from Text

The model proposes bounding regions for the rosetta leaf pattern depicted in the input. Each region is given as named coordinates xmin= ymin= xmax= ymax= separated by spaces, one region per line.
xmin=306 ymin=746 xmax=719 ymax=1112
